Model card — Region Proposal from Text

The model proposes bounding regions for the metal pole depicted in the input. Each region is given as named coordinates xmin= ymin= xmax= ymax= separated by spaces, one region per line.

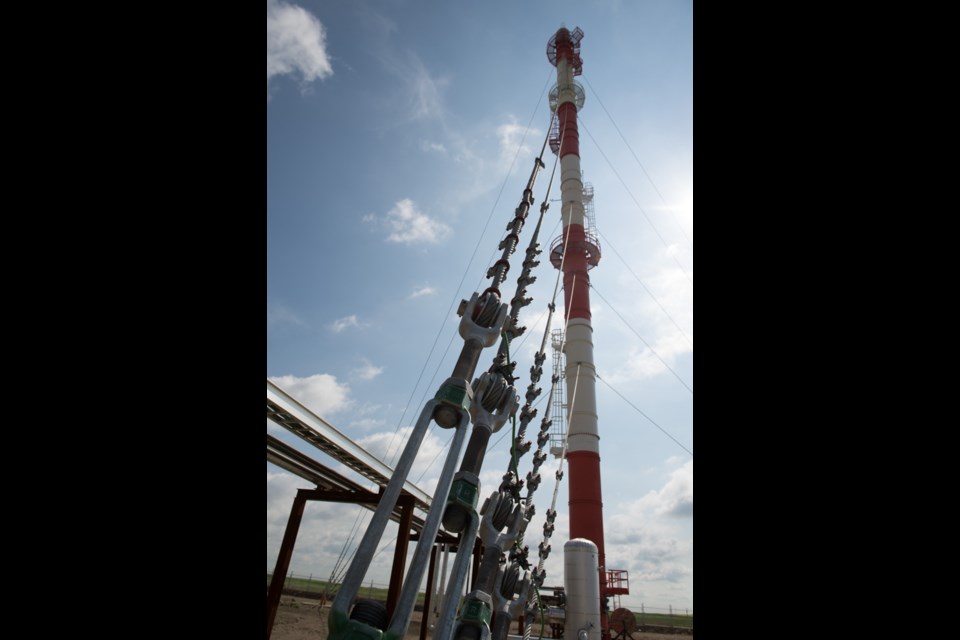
xmin=472 ymin=537 xmax=482 ymax=591
xmin=331 ymin=399 xmax=442 ymax=620
xmin=421 ymin=544 xmax=439 ymax=640
xmin=432 ymin=512 xmax=481 ymax=640
xmin=437 ymin=543 xmax=450 ymax=623
xmin=387 ymin=495 xmax=417 ymax=619
xmin=266 ymin=490 xmax=308 ymax=639
xmin=385 ymin=412 xmax=473 ymax=640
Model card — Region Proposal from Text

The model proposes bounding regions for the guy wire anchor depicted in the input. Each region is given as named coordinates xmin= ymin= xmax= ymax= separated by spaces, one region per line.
xmin=443 ymin=371 xmax=519 ymax=533
xmin=442 ymin=489 xmax=527 ymax=640
xmin=490 ymin=560 xmax=532 ymax=640
xmin=329 ymin=291 xmax=508 ymax=640
xmin=432 ymin=372 xmax=518 ymax=640
xmin=434 ymin=292 xmax=510 ymax=428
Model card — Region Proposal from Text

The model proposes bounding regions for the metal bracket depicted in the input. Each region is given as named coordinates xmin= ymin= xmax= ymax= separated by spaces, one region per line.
xmin=451 ymin=591 xmax=492 ymax=640
xmin=490 ymin=565 xmax=532 ymax=640
xmin=470 ymin=372 xmax=519 ymax=435
xmin=460 ymin=292 xmax=509 ymax=346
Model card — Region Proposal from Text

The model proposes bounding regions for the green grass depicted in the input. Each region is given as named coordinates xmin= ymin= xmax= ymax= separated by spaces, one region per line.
xmin=635 ymin=612 xmax=693 ymax=627
xmin=267 ymin=575 xmax=426 ymax=605
xmin=267 ymin=574 xmax=691 ymax=627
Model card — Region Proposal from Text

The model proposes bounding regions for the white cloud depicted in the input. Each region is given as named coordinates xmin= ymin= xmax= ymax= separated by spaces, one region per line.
xmin=357 ymin=426 xmax=449 ymax=482
xmin=633 ymin=459 xmax=692 ymax=518
xmin=348 ymin=418 xmax=386 ymax=431
xmin=267 ymin=304 xmax=305 ymax=328
xmin=267 ymin=0 xmax=333 ymax=83
xmin=409 ymin=285 xmax=437 ymax=299
xmin=652 ymin=196 xmax=693 ymax=244
xmin=267 ymin=469 xmax=388 ymax=582
xmin=373 ymin=46 xmax=448 ymax=121
xmin=601 ymin=460 xmax=693 ymax=604
xmin=497 ymin=117 xmax=540 ymax=164
xmin=330 ymin=314 xmax=366 ymax=333
xmin=356 ymin=402 xmax=387 ymax=416
xmin=419 ymin=140 xmax=447 ymax=154
xmin=267 ymin=469 xmax=305 ymax=523
xmin=410 ymin=58 xmax=448 ymax=119
xmin=356 ymin=4 xmax=397 ymax=37
xmin=604 ymin=258 xmax=693 ymax=386
xmin=268 ymin=373 xmax=351 ymax=416
xmin=350 ymin=358 xmax=384 ymax=382
xmin=610 ymin=336 xmax=689 ymax=384
xmin=367 ymin=199 xmax=451 ymax=245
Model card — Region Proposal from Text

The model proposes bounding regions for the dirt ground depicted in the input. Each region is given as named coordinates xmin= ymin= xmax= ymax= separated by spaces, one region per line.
xmin=269 ymin=596 xmax=691 ymax=640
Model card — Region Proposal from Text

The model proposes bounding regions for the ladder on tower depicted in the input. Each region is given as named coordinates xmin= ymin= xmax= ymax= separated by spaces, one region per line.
xmin=548 ymin=177 xmax=602 ymax=270
xmin=549 ymin=328 xmax=567 ymax=458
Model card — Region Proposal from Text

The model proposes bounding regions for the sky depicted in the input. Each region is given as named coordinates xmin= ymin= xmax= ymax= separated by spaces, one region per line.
xmin=267 ymin=0 xmax=692 ymax=614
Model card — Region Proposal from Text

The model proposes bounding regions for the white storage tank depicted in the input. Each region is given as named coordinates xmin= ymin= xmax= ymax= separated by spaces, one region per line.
xmin=564 ymin=538 xmax=601 ymax=640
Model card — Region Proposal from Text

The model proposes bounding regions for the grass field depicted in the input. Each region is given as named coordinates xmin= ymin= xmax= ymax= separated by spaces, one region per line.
xmin=268 ymin=574 xmax=692 ymax=628
xmin=267 ymin=574 xmax=427 ymax=605
xmin=634 ymin=612 xmax=693 ymax=628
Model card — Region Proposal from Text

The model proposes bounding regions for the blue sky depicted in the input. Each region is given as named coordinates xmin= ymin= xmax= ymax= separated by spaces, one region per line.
xmin=267 ymin=0 xmax=692 ymax=613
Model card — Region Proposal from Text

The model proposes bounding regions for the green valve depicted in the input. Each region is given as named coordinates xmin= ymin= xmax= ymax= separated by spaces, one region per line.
xmin=329 ymin=609 xmax=350 ymax=636
xmin=435 ymin=380 xmax=471 ymax=413
xmin=447 ymin=477 xmax=479 ymax=510
xmin=328 ymin=611 xmax=384 ymax=640
xmin=461 ymin=597 xmax=492 ymax=627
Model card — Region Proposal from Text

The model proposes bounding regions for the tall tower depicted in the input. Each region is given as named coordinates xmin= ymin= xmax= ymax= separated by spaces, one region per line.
xmin=546 ymin=25 xmax=608 ymax=637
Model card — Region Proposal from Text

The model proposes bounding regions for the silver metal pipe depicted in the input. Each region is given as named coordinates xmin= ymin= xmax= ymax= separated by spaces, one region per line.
xmin=433 ymin=511 xmax=481 ymax=640
xmin=387 ymin=411 xmax=473 ymax=639
xmin=331 ymin=399 xmax=440 ymax=617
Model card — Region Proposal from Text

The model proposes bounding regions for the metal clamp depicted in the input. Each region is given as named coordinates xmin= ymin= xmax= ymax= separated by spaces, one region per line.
xmin=491 ymin=563 xmax=532 ymax=640
xmin=470 ymin=372 xmax=519 ymax=434
xmin=442 ymin=373 xmax=518 ymax=533
xmin=479 ymin=490 xmax=527 ymax=547
xmin=435 ymin=294 xmax=509 ymax=429
xmin=459 ymin=292 xmax=509 ymax=345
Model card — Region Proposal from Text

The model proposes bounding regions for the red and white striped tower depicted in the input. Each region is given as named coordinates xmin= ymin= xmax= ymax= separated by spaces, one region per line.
xmin=546 ymin=25 xmax=608 ymax=638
